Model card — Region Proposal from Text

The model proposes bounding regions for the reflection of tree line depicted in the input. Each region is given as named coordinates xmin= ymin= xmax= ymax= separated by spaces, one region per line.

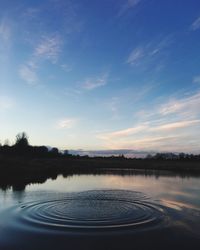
xmin=0 ymin=174 xmax=58 ymax=192
xmin=1 ymin=168 xmax=200 ymax=192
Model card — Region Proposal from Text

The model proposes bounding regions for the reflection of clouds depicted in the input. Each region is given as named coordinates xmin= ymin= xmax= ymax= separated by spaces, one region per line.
xmin=24 ymin=174 xmax=200 ymax=216
xmin=1 ymin=173 xmax=200 ymax=233
xmin=99 ymin=175 xmax=151 ymax=189
xmin=26 ymin=174 xmax=200 ymax=204
xmin=161 ymin=199 xmax=198 ymax=211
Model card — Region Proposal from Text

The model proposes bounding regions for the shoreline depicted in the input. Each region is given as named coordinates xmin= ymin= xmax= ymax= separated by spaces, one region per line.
xmin=0 ymin=157 xmax=200 ymax=190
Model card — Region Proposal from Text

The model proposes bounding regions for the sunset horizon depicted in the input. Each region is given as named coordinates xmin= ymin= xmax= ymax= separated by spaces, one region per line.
xmin=1 ymin=0 xmax=200 ymax=153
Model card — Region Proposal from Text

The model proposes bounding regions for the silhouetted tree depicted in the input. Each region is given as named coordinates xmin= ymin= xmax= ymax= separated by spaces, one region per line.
xmin=49 ymin=147 xmax=60 ymax=157
xmin=15 ymin=132 xmax=29 ymax=147
xmin=13 ymin=132 xmax=29 ymax=156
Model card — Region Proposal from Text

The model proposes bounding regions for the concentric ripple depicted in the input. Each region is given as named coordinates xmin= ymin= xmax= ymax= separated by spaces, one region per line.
xmin=17 ymin=190 xmax=166 ymax=231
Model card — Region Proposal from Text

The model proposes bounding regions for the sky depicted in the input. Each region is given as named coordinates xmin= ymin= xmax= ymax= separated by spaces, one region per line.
xmin=0 ymin=0 xmax=200 ymax=154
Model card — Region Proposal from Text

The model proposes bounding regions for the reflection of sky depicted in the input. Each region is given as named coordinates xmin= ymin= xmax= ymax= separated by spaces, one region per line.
xmin=27 ymin=174 xmax=200 ymax=208
xmin=0 ymin=175 xmax=200 ymax=249
xmin=0 ymin=174 xmax=200 ymax=245
xmin=1 ymin=174 xmax=200 ymax=211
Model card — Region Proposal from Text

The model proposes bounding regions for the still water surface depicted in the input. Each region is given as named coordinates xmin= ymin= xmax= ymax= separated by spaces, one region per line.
xmin=0 ymin=171 xmax=200 ymax=250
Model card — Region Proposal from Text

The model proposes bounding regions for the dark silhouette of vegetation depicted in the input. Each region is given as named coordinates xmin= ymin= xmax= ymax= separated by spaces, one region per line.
xmin=15 ymin=132 xmax=29 ymax=147
xmin=0 ymin=132 xmax=200 ymax=189
xmin=146 ymin=152 xmax=200 ymax=161
xmin=0 ymin=132 xmax=200 ymax=161
xmin=0 ymin=132 xmax=62 ymax=158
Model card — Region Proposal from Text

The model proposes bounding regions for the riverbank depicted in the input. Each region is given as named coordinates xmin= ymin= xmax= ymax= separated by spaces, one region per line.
xmin=0 ymin=156 xmax=200 ymax=190
xmin=1 ymin=156 xmax=200 ymax=172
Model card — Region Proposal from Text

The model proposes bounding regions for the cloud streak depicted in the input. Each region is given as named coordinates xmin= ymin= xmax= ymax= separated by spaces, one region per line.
xmin=126 ymin=37 xmax=171 ymax=68
xmin=99 ymin=119 xmax=200 ymax=140
xmin=126 ymin=47 xmax=144 ymax=66
xmin=19 ymin=34 xmax=62 ymax=85
xmin=57 ymin=118 xmax=78 ymax=129
xmin=191 ymin=16 xmax=200 ymax=31
xmin=151 ymin=120 xmax=200 ymax=131
xmin=82 ymin=73 xmax=108 ymax=90
xmin=34 ymin=35 xmax=62 ymax=63
xmin=98 ymin=125 xmax=147 ymax=140
xmin=118 ymin=0 xmax=142 ymax=17
xmin=97 ymin=90 xmax=200 ymax=152
xmin=159 ymin=91 xmax=200 ymax=117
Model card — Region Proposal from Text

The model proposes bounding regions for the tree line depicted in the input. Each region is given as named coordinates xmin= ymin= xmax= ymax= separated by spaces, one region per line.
xmin=146 ymin=152 xmax=200 ymax=161
xmin=0 ymin=132 xmax=67 ymax=158
xmin=0 ymin=132 xmax=200 ymax=161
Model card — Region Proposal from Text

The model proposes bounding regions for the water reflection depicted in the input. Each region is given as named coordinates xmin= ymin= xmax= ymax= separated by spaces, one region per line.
xmin=0 ymin=171 xmax=200 ymax=249
xmin=6 ymin=190 xmax=167 ymax=232
xmin=1 ymin=169 xmax=200 ymax=191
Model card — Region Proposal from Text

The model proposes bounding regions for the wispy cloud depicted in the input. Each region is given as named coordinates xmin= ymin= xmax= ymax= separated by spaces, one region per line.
xmin=82 ymin=73 xmax=108 ymax=90
xmin=117 ymin=135 xmax=194 ymax=152
xmin=191 ymin=16 xmax=200 ymax=31
xmin=118 ymin=0 xmax=142 ymax=17
xmin=126 ymin=47 xmax=144 ymax=66
xmin=17 ymin=2 xmax=81 ymax=86
xmin=97 ymin=90 xmax=200 ymax=152
xmin=34 ymin=34 xmax=62 ymax=63
xmin=99 ymin=119 xmax=200 ymax=141
xmin=126 ymin=37 xmax=171 ymax=67
xmin=63 ymin=72 xmax=109 ymax=98
xmin=159 ymin=91 xmax=200 ymax=117
xmin=98 ymin=125 xmax=147 ymax=140
xmin=19 ymin=34 xmax=62 ymax=85
xmin=136 ymin=90 xmax=200 ymax=122
xmin=57 ymin=118 xmax=78 ymax=129
xmin=151 ymin=120 xmax=200 ymax=132
xmin=98 ymin=123 xmax=200 ymax=152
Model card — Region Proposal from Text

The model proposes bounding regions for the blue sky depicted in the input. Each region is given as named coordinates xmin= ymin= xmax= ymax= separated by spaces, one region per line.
xmin=0 ymin=0 xmax=200 ymax=153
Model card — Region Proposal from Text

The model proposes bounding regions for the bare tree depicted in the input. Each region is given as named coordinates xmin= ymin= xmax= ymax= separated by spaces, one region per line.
xmin=15 ymin=132 xmax=29 ymax=147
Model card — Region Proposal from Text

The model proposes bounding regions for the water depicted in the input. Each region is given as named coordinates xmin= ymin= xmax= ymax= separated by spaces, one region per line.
xmin=0 ymin=171 xmax=200 ymax=250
